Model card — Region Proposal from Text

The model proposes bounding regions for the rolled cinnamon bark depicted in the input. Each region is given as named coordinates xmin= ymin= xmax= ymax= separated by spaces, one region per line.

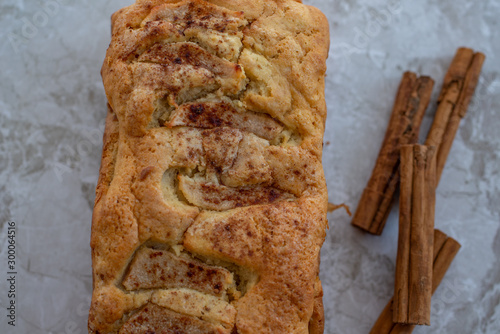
xmin=425 ymin=47 xmax=485 ymax=183
xmin=370 ymin=229 xmax=461 ymax=334
xmin=352 ymin=72 xmax=434 ymax=235
xmin=393 ymin=144 xmax=436 ymax=325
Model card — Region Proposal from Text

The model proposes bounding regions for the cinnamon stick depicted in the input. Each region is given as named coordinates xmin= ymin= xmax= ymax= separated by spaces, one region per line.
xmin=370 ymin=229 xmax=461 ymax=334
xmin=351 ymin=72 xmax=434 ymax=235
xmin=393 ymin=144 xmax=436 ymax=325
xmin=425 ymin=47 xmax=485 ymax=184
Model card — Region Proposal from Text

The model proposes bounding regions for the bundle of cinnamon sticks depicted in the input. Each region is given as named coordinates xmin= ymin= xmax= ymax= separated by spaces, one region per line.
xmin=349 ymin=47 xmax=485 ymax=331
xmin=352 ymin=47 xmax=485 ymax=235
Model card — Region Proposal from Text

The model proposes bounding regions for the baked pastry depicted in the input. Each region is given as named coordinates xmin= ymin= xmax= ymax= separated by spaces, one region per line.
xmin=89 ymin=0 xmax=330 ymax=333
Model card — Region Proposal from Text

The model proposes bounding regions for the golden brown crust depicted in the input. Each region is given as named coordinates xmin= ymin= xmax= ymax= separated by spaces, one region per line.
xmin=90 ymin=1 xmax=329 ymax=333
xmin=309 ymin=278 xmax=325 ymax=334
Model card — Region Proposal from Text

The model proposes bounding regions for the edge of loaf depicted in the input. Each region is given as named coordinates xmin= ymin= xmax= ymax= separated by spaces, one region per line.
xmin=89 ymin=0 xmax=330 ymax=333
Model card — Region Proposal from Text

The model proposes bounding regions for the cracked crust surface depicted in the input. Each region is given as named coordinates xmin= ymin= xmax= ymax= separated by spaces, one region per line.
xmin=89 ymin=0 xmax=329 ymax=333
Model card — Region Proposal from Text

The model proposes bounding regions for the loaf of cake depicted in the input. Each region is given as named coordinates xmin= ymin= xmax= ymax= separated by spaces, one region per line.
xmin=89 ymin=0 xmax=330 ymax=333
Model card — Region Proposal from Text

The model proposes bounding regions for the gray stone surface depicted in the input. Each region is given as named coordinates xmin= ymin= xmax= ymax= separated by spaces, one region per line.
xmin=0 ymin=0 xmax=498 ymax=333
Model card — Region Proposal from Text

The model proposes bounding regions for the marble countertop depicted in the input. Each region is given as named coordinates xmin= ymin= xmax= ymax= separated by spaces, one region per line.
xmin=0 ymin=0 xmax=498 ymax=333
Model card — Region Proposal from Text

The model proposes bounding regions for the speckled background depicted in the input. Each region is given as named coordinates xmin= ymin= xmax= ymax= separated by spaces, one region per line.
xmin=0 ymin=0 xmax=498 ymax=333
